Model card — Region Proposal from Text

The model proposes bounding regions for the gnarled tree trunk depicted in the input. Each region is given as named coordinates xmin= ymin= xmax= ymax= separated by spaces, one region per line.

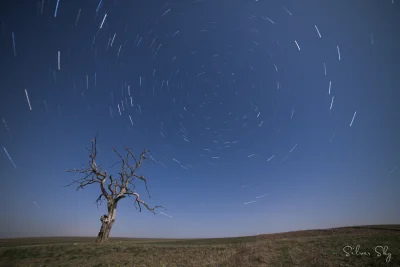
xmin=96 ymin=200 xmax=117 ymax=243
xmin=67 ymin=136 xmax=164 ymax=244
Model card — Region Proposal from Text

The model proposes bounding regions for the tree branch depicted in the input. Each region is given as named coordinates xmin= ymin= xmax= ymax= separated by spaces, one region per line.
xmin=65 ymin=134 xmax=109 ymax=199
xmin=66 ymin=135 xmax=164 ymax=215
xmin=96 ymin=193 xmax=106 ymax=208
xmin=123 ymin=190 xmax=164 ymax=214
xmin=133 ymin=174 xmax=151 ymax=198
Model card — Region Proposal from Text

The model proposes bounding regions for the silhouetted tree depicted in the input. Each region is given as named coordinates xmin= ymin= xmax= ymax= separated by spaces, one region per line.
xmin=66 ymin=135 xmax=164 ymax=243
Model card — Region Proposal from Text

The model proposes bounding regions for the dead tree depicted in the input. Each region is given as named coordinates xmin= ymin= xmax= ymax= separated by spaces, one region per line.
xmin=65 ymin=135 xmax=164 ymax=243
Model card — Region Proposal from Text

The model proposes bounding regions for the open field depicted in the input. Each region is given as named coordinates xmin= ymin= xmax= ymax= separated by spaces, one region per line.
xmin=1 ymin=225 xmax=399 ymax=267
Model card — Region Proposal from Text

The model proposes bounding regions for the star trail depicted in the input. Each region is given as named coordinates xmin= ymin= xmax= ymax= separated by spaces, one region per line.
xmin=0 ymin=0 xmax=399 ymax=238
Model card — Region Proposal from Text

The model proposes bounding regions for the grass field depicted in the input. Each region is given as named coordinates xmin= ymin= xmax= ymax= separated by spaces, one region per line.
xmin=0 ymin=225 xmax=399 ymax=267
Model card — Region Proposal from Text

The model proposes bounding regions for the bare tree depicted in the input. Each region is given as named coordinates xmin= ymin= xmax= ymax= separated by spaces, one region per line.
xmin=65 ymin=135 xmax=164 ymax=243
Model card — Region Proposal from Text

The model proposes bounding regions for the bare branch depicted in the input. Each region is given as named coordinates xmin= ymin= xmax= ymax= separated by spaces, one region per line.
xmin=137 ymin=200 xmax=164 ymax=214
xmin=113 ymin=148 xmax=126 ymax=171
xmin=125 ymin=148 xmax=148 ymax=175
xmin=65 ymin=135 xmax=109 ymax=199
xmin=108 ymin=160 xmax=121 ymax=169
xmin=64 ymin=170 xmax=100 ymax=190
xmin=123 ymin=191 xmax=164 ymax=214
xmin=107 ymin=175 xmax=114 ymax=196
xmin=133 ymin=174 xmax=151 ymax=198
xmin=96 ymin=193 xmax=106 ymax=208
xmin=67 ymin=135 xmax=164 ymax=218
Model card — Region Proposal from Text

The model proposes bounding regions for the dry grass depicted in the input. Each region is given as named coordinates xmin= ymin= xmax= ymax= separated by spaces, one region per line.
xmin=0 ymin=225 xmax=399 ymax=267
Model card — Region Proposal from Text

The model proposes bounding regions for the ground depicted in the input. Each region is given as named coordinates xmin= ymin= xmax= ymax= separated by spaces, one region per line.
xmin=0 ymin=225 xmax=399 ymax=267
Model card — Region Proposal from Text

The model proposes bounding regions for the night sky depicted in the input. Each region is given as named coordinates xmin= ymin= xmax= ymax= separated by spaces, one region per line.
xmin=1 ymin=0 xmax=399 ymax=239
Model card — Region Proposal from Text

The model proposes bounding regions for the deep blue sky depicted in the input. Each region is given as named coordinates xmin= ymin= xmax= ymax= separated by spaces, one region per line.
xmin=0 ymin=0 xmax=399 ymax=239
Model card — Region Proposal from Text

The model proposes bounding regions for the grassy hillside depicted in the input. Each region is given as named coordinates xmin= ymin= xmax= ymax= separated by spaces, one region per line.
xmin=0 ymin=225 xmax=399 ymax=267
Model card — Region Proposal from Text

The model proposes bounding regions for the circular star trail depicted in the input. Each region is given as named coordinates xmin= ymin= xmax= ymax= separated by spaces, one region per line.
xmin=0 ymin=0 xmax=399 ymax=236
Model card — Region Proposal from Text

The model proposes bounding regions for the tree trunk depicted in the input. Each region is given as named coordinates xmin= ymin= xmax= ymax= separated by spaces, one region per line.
xmin=96 ymin=200 xmax=117 ymax=243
